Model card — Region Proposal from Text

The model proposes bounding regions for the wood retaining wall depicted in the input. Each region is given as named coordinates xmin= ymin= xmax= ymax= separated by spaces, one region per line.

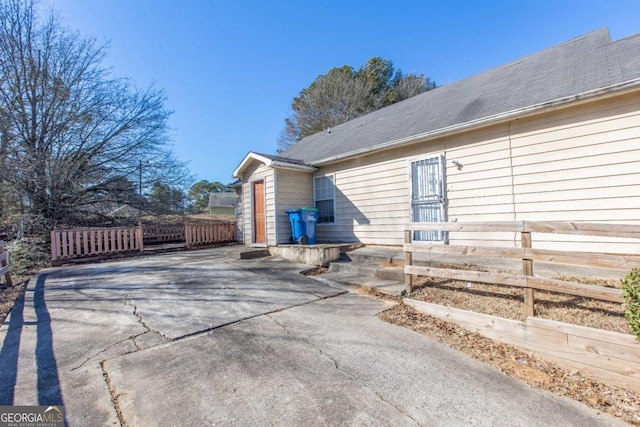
xmin=405 ymin=299 xmax=640 ymax=392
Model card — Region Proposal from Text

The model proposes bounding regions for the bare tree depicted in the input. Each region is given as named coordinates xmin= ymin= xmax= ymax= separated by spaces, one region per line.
xmin=0 ymin=0 xmax=191 ymax=233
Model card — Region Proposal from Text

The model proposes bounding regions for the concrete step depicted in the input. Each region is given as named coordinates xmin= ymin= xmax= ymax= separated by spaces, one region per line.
xmin=357 ymin=278 xmax=405 ymax=296
xmin=224 ymin=248 xmax=271 ymax=260
xmin=376 ymin=266 xmax=404 ymax=281
xmin=325 ymin=249 xmax=405 ymax=296
xmin=321 ymin=270 xmax=405 ymax=297
xmin=327 ymin=261 xmax=378 ymax=278
xmin=339 ymin=247 xmax=404 ymax=266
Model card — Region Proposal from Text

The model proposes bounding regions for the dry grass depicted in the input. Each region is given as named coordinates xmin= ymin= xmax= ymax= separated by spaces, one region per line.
xmin=411 ymin=275 xmax=631 ymax=334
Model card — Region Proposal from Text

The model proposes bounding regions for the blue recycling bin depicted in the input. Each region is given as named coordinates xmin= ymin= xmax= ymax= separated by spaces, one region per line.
xmin=286 ymin=209 xmax=305 ymax=243
xmin=300 ymin=207 xmax=319 ymax=244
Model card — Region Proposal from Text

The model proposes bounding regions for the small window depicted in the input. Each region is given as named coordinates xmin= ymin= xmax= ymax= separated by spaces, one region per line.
xmin=314 ymin=175 xmax=335 ymax=223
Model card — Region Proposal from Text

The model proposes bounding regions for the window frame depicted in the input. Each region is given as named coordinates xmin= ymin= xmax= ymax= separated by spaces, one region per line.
xmin=313 ymin=174 xmax=336 ymax=225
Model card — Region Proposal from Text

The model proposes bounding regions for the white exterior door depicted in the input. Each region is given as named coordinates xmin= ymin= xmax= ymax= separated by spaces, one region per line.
xmin=410 ymin=155 xmax=446 ymax=242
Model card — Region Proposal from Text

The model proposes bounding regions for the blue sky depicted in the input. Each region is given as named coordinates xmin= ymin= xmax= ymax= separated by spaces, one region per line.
xmin=50 ymin=0 xmax=640 ymax=185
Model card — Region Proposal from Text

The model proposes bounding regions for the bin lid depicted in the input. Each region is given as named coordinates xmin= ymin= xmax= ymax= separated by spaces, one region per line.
xmin=301 ymin=207 xmax=319 ymax=211
xmin=285 ymin=209 xmax=301 ymax=213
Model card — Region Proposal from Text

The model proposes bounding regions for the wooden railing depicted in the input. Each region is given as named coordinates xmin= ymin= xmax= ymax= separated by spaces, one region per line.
xmin=50 ymin=222 xmax=237 ymax=263
xmin=142 ymin=224 xmax=185 ymax=244
xmin=51 ymin=226 xmax=144 ymax=263
xmin=185 ymin=223 xmax=236 ymax=248
xmin=0 ymin=241 xmax=13 ymax=286
xmin=404 ymin=221 xmax=640 ymax=316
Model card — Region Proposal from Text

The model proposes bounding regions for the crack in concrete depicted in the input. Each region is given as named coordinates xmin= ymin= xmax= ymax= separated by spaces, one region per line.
xmin=100 ymin=360 xmax=128 ymax=427
xmin=70 ymin=298 xmax=158 ymax=371
xmin=170 ymin=289 xmax=347 ymax=342
xmin=124 ymin=298 xmax=172 ymax=342
xmin=265 ymin=314 xmax=421 ymax=426
xmin=69 ymin=334 xmax=140 ymax=371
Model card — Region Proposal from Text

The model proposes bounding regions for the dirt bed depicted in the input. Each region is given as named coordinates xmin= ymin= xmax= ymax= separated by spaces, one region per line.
xmin=410 ymin=274 xmax=630 ymax=334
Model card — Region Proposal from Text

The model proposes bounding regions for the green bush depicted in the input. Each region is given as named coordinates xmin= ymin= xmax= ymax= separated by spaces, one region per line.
xmin=622 ymin=268 xmax=640 ymax=341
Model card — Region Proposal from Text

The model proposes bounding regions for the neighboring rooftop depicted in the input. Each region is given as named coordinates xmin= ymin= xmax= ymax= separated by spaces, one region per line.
xmin=208 ymin=192 xmax=237 ymax=208
xmin=280 ymin=28 xmax=640 ymax=165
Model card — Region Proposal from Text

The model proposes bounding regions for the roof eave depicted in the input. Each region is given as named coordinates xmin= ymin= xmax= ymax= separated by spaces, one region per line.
xmin=310 ymin=78 xmax=640 ymax=166
xmin=270 ymin=161 xmax=318 ymax=173
xmin=232 ymin=152 xmax=317 ymax=178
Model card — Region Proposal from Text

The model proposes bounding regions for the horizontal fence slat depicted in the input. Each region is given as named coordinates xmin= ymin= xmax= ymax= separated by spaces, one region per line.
xmin=404 ymin=265 xmax=623 ymax=303
xmin=405 ymin=243 xmax=640 ymax=271
xmin=524 ymin=247 xmax=640 ymax=270
xmin=405 ymin=221 xmax=525 ymax=232
xmin=404 ymin=243 xmax=524 ymax=260
xmin=525 ymin=276 xmax=623 ymax=303
xmin=523 ymin=221 xmax=640 ymax=239
xmin=406 ymin=221 xmax=640 ymax=239
xmin=404 ymin=265 xmax=526 ymax=287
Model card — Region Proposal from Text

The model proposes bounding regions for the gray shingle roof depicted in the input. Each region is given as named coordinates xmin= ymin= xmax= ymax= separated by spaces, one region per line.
xmin=280 ymin=28 xmax=640 ymax=165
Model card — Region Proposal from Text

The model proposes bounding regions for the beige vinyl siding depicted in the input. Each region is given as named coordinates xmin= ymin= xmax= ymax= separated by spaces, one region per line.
xmin=315 ymin=144 xmax=443 ymax=245
xmin=235 ymin=186 xmax=243 ymax=242
xmin=506 ymin=91 xmax=640 ymax=252
xmin=275 ymin=169 xmax=313 ymax=244
xmin=240 ymin=162 xmax=276 ymax=246
xmin=314 ymin=91 xmax=640 ymax=252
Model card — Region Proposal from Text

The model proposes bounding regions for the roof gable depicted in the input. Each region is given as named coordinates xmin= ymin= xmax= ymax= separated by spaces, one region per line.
xmin=280 ymin=28 xmax=640 ymax=165
xmin=232 ymin=152 xmax=317 ymax=178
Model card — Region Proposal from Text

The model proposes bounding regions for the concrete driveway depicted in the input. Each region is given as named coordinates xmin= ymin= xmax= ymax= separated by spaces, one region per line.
xmin=0 ymin=248 xmax=623 ymax=426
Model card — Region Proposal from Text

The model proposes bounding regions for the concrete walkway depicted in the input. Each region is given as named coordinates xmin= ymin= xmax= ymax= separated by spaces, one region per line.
xmin=0 ymin=248 xmax=624 ymax=426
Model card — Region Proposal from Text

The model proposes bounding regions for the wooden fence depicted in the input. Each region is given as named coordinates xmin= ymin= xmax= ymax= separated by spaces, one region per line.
xmin=185 ymin=223 xmax=236 ymax=248
xmin=0 ymin=241 xmax=13 ymax=286
xmin=50 ymin=222 xmax=237 ymax=263
xmin=404 ymin=221 xmax=640 ymax=316
xmin=142 ymin=224 xmax=185 ymax=244
xmin=51 ymin=226 xmax=144 ymax=263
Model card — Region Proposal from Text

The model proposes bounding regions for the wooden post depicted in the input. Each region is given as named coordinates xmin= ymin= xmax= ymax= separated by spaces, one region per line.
xmin=185 ymin=223 xmax=192 ymax=249
xmin=50 ymin=230 xmax=58 ymax=261
xmin=521 ymin=231 xmax=535 ymax=317
xmin=138 ymin=223 xmax=144 ymax=253
xmin=0 ymin=241 xmax=13 ymax=286
xmin=404 ymin=229 xmax=414 ymax=294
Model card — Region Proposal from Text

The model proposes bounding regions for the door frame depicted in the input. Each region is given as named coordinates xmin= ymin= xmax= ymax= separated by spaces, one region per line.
xmin=251 ymin=179 xmax=267 ymax=246
xmin=407 ymin=153 xmax=448 ymax=243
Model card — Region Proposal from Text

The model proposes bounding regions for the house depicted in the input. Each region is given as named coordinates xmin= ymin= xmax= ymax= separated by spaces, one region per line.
xmin=207 ymin=191 xmax=237 ymax=215
xmin=232 ymin=28 xmax=640 ymax=253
